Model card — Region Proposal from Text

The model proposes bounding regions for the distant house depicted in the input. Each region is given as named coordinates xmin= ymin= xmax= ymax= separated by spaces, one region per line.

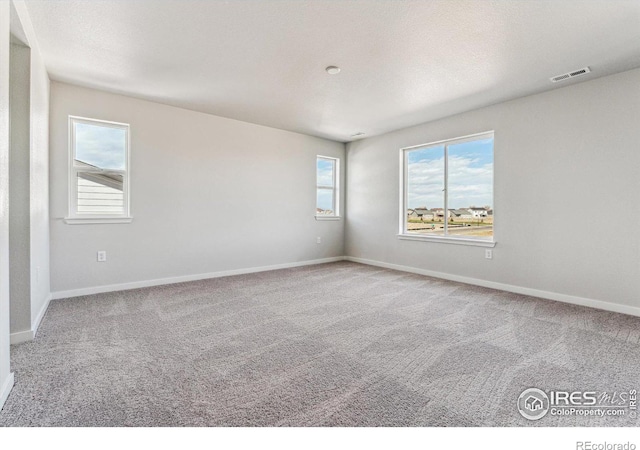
xmin=430 ymin=208 xmax=447 ymax=219
xmin=77 ymin=171 xmax=124 ymax=214
xmin=408 ymin=208 xmax=433 ymax=220
xmin=453 ymin=209 xmax=473 ymax=219
xmin=468 ymin=207 xmax=489 ymax=218
xmin=316 ymin=207 xmax=333 ymax=215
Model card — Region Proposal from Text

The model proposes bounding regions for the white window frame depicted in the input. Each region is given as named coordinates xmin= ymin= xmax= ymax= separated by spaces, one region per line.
xmin=399 ymin=131 xmax=496 ymax=247
xmin=65 ymin=116 xmax=132 ymax=224
xmin=315 ymin=155 xmax=340 ymax=221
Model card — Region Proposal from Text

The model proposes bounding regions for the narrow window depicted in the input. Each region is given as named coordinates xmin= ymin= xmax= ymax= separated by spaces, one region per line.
xmin=68 ymin=116 xmax=130 ymax=222
xmin=402 ymin=132 xmax=494 ymax=243
xmin=316 ymin=156 xmax=339 ymax=217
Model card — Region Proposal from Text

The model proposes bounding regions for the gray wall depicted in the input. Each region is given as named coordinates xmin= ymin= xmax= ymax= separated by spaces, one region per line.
xmin=26 ymin=19 xmax=50 ymax=332
xmin=9 ymin=40 xmax=31 ymax=334
xmin=7 ymin=0 xmax=50 ymax=340
xmin=49 ymin=82 xmax=345 ymax=293
xmin=346 ymin=68 xmax=640 ymax=310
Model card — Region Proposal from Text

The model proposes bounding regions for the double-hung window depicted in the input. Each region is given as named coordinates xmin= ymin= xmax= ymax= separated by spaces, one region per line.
xmin=400 ymin=131 xmax=494 ymax=246
xmin=67 ymin=116 xmax=131 ymax=224
xmin=316 ymin=156 xmax=339 ymax=219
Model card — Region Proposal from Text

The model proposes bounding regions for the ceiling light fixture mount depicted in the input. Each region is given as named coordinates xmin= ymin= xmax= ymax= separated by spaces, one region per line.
xmin=351 ymin=132 xmax=365 ymax=138
xmin=325 ymin=66 xmax=341 ymax=75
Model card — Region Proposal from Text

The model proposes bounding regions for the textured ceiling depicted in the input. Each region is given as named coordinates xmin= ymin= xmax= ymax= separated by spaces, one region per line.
xmin=24 ymin=0 xmax=640 ymax=142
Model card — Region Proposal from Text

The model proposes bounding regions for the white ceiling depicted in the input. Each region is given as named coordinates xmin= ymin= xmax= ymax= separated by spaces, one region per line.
xmin=24 ymin=0 xmax=640 ymax=142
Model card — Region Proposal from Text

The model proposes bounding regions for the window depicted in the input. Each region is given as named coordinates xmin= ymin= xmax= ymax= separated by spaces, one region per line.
xmin=67 ymin=116 xmax=131 ymax=224
xmin=316 ymin=156 xmax=339 ymax=219
xmin=400 ymin=131 xmax=494 ymax=246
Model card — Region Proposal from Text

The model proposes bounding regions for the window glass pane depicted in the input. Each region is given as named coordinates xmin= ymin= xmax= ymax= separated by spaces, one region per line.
xmin=446 ymin=137 xmax=494 ymax=238
xmin=317 ymin=188 xmax=334 ymax=215
xmin=74 ymin=122 xmax=126 ymax=170
xmin=317 ymin=157 xmax=337 ymax=215
xmin=406 ymin=145 xmax=445 ymax=235
xmin=317 ymin=158 xmax=334 ymax=187
xmin=77 ymin=172 xmax=124 ymax=214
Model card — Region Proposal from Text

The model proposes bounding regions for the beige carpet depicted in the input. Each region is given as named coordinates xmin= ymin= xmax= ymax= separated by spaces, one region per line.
xmin=1 ymin=261 xmax=639 ymax=426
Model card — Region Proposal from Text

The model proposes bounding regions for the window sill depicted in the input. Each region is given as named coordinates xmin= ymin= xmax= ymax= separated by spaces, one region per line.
xmin=64 ymin=217 xmax=133 ymax=225
xmin=315 ymin=216 xmax=341 ymax=221
xmin=397 ymin=233 xmax=496 ymax=248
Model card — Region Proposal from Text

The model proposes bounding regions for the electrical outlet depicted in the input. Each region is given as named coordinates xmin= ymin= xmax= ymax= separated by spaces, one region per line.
xmin=485 ymin=249 xmax=493 ymax=260
xmin=316 ymin=237 xmax=322 ymax=244
xmin=97 ymin=251 xmax=107 ymax=262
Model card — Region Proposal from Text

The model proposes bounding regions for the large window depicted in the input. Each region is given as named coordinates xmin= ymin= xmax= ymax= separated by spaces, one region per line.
xmin=401 ymin=131 xmax=494 ymax=244
xmin=67 ymin=116 xmax=131 ymax=223
xmin=316 ymin=156 xmax=339 ymax=218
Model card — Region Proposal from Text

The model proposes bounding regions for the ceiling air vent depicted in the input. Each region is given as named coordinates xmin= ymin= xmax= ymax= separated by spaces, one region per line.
xmin=550 ymin=67 xmax=591 ymax=83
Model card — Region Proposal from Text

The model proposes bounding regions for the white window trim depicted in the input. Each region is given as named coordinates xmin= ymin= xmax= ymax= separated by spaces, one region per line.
xmin=315 ymin=155 xmax=341 ymax=220
xmin=315 ymin=216 xmax=341 ymax=221
xmin=398 ymin=131 xmax=495 ymax=247
xmin=397 ymin=234 xmax=496 ymax=247
xmin=65 ymin=116 xmax=132 ymax=224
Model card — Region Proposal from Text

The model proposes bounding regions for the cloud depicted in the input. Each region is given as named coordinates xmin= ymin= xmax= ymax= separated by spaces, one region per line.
xmin=317 ymin=159 xmax=335 ymax=186
xmin=75 ymin=122 xmax=126 ymax=170
xmin=408 ymin=151 xmax=493 ymax=209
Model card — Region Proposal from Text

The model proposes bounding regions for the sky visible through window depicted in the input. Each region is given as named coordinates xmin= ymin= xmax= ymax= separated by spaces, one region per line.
xmin=75 ymin=122 xmax=126 ymax=170
xmin=407 ymin=137 xmax=493 ymax=209
xmin=317 ymin=158 xmax=335 ymax=211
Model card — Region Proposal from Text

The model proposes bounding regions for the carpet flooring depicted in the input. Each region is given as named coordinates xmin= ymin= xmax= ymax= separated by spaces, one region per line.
xmin=1 ymin=261 xmax=639 ymax=427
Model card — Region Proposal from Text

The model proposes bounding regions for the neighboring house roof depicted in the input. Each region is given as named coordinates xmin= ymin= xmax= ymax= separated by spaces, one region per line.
xmin=78 ymin=171 xmax=123 ymax=191
xmin=413 ymin=208 xmax=430 ymax=215
xmin=449 ymin=209 xmax=471 ymax=216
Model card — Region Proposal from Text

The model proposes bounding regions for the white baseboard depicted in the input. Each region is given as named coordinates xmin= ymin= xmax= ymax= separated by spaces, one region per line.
xmin=51 ymin=256 xmax=346 ymax=300
xmin=346 ymin=256 xmax=640 ymax=318
xmin=32 ymin=293 xmax=52 ymax=339
xmin=0 ymin=372 xmax=14 ymax=411
xmin=10 ymin=329 xmax=33 ymax=345
xmin=10 ymin=293 xmax=52 ymax=345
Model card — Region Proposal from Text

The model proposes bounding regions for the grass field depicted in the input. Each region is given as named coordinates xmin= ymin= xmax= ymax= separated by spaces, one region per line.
xmin=407 ymin=217 xmax=493 ymax=237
